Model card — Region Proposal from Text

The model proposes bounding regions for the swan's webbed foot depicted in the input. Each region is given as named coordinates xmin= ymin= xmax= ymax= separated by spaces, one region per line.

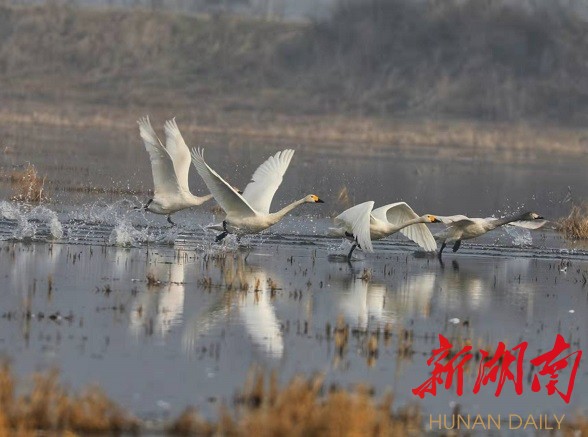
xmin=167 ymin=214 xmax=176 ymax=226
xmin=452 ymin=240 xmax=461 ymax=252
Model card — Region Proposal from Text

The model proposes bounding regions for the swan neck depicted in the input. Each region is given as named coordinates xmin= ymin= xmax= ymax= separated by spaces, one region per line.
xmin=386 ymin=216 xmax=426 ymax=233
xmin=493 ymin=213 xmax=525 ymax=228
xmin=191 ymin=193 xmax=213 ymax=205
xmin=271 ymin=198 xmax=306 ymax=221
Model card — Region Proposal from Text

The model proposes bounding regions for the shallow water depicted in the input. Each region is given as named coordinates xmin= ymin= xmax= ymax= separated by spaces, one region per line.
xmin=0 ymin=122 xmax=587 ymax=429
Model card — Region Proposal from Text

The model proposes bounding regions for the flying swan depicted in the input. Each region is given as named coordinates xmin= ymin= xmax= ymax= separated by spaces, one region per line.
xmin=435 ymin=211 xmax=546 ymax=257
xmin=190 ymin=148 xmax=324 ymax=241
xmin=137 ymin=116 xmax=212 ymax=225
xmin=328 ymin=201 xmax=440 ymax=259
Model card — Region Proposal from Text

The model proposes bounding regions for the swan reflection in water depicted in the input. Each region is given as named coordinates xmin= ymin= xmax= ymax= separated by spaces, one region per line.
xmin=327 ymin=263 xmax=437 ymax=330
xmin=128 ymin=256 xmax=186 ymax=339
xmin=182 ymin=254 xmax=284 ymax=359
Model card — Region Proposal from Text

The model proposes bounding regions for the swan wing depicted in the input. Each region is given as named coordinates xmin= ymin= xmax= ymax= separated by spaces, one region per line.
xmin=190 ymin=148 xmax=257 ymax=217
xmin=372 ymin=202 xmax=437 ymax=251
xmin=334 ymin=201 xmax=374 ymax=253
xmin=436 ymin=215 xmax=473 ymax=224
xmin=163 ymin=118 xmax=192 ymax=192
xmin=507 ymin=220 xmax=548 ymax=230
xmin=138 ymin=116 xmax=181 ymax=197
xmin=241 ymin=149 xmax=295 ymax=214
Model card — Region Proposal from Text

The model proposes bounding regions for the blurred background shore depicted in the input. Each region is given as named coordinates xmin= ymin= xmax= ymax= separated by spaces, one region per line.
xmin=2 ymin=0 xmax=588 ymax=159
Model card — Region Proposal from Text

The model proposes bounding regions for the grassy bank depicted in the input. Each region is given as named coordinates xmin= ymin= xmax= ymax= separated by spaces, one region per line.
xmin=0 ymin=364 xmax=421 ymax=436
xmin=3 ymin=1 xmax=588 ymax=122
xmin=2 ymin=2 xmax=588 ymax=158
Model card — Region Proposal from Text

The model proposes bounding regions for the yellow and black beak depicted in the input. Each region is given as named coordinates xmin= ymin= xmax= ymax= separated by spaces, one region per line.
xmin=316 ymin=198 xmax=325 ymax=203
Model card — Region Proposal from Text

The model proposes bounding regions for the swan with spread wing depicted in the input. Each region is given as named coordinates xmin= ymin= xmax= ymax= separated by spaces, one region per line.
xmin=137 ymin=116 xmax=212 ymax=225
xmin=329 ymin=201 xmax=440 ymax=259
xmin=435 ymin=212 xmax=546 ymax=257
xmin=190 ymin=148 xmax=324 ymax=241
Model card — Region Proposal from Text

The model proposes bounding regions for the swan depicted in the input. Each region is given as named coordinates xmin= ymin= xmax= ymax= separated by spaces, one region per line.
xmin=435 ymin=211 xmax=546 ymax=257
xmin=190 ymin=148 xmax=324 ymax=241
xmin=137 ymin=116 xmax=212 ymax=225
xmin=328 ymin=201 xmax=440 ymax=259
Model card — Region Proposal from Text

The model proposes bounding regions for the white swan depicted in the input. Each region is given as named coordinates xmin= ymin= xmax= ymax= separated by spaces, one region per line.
xmin=190 ymin=148 xmax=324 ymax=241
xmin=329 ymin=201 xmax=440 ymax=259
xmin=435 ymin=211 xmax=546 ymax=257
xmin=137 ymin=116 xmax=212 ymax=225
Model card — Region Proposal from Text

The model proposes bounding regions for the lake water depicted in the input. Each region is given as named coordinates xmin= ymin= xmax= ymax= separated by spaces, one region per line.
xmin=0 ymin=120 xmax=587 ymax=429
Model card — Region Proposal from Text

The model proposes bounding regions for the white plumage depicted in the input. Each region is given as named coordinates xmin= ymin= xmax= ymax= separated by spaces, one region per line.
xmin=137 ymin=116 xmax=212 ymax=224
xmin=330 ymin=201 xmax=439 ymax=259
xmin=190 ymin=148 xmax=324 ymax=240
xmin=435 ymin=211 xmax=546 ymax=257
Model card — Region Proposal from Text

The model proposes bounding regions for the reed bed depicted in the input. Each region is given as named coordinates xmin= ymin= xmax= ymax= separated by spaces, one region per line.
xmin=557 ymin=204 xmax=588 ymax=240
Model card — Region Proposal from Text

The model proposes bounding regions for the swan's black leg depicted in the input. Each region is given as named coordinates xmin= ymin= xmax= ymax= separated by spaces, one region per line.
xmin=347 ymin=240 xmax=362 ymax=261
xmin=215 ymin=220 xmax=229 ymax=243
xmin=438 ymin=242 xmax=446 ymax=259
xmin=347 ymin=243 xmax=358 ymax=260
xmin=452 ymin=240 xmax=461 ymax=252
xmin=167 ymin=214 xmax=176 ymax=226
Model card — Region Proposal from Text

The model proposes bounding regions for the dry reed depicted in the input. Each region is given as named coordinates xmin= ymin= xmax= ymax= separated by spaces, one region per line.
xmin=9 ymin=163 xmax=46 ymax=203
xmin=0 ymin=363 xmax=138 ymax=435
xmin=557 ymin=204 xmax=588 ymax=240
xmin=168 ymin=369 xmax=421 ymax=436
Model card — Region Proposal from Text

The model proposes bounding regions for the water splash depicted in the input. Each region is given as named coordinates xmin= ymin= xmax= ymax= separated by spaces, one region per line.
xmin=504 ymin=225 xmax=532 ymax=246
xmin=0 ymin=201 xmax=63 ymax=241
xmin=109 ymin=220 xmax=180 ymax=247
xmin=69 ymin=199 xmax=138 ymax=225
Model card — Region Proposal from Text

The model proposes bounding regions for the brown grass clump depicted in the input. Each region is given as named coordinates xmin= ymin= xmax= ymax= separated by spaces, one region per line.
xmin=169 ymin=369 xmax=421 ymax=437
xmin=9 ymin=163 xmax=46 ymax=203
xmin=557 ymin=204 xmax=588 ymax=240
xmin=0 ymin=363 xmax=138 ymax=435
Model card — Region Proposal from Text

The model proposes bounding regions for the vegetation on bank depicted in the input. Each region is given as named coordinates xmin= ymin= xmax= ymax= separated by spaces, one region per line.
xmin=1 ymin=0 xmax=588 ymax=123
xmin=557 ymin=203 xmax=588 ymax=240
xmin=0 ymin=364 xmax=421 ymax=436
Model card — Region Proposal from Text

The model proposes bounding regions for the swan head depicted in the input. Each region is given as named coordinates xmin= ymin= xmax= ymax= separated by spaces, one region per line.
xmin=521 ymin=211 xmax=544 ymax=220
xmin=425 ymin=214 xmax=441 ymax=223
xmin=305 ymin=194 xmax=325 ymax=204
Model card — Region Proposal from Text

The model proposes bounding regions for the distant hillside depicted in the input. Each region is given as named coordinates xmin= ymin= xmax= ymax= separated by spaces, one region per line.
xmin=2 ymin=0 xmax=588 ymax=123
xmin=285 ymin=0 xmax=588 ymax=122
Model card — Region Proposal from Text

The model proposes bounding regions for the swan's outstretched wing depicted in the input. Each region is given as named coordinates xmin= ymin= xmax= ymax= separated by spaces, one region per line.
xmin=508 ymin=220 xmax=548 ymax=230
xmin=138 ymin=116 xmax=181 ymax=197
xmin=190 ymin=148 xmax=257 ymax=217
xmin=164 ymin=118 xmax=192 ymax=192
xmin=372 ymin=202 xmax=437 ymax=251
xmin=334 ymin=201 xmax=374 ymax=253
xmin=436 ymin=215 xmax=472 ymax=224
xmin=241 ymin=149 xmax=295 ymax=214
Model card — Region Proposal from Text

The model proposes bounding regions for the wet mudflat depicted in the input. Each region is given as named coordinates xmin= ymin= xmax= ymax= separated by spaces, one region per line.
xmin=0 ymin=122 xmax=587 ymax=429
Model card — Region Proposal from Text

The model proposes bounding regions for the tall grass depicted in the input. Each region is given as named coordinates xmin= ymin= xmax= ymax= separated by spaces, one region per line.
xmin=0 ymin=363 xmax=138 ymax=435
xmin=557 ymin=203 xmax=588 ymax=240
xmin=9 ymin=163 xmax=46 ymax=203
xmin=169 ymin=369 xmax=421 ymax=436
